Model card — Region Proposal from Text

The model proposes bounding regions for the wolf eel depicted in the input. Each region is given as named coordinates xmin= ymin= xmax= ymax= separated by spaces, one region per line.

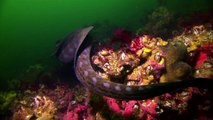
xmin=64 ymin=26 xmax=212 ymax=100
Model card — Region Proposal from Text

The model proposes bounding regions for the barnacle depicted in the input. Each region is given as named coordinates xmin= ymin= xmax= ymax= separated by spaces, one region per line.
xmin=33 ymin=95 xmax=56 ymax=119
xmin=173 ymin=24 xmax=213 ymax=52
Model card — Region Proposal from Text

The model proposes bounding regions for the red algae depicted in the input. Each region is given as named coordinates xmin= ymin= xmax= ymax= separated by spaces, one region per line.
xmin=8 ymin=24 xmax=213 ymax=120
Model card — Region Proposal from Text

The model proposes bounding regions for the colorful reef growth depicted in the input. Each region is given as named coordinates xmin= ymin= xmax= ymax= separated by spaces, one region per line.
xmin=6 ymin=24 xmax=213 ymax=120
xmin=89 ymin=24 xmax=213 ymax=119
xmin=10 ymin=80 xmax=88 ymax=120
xmin=4 ymin=12 xmax=213 ymax=120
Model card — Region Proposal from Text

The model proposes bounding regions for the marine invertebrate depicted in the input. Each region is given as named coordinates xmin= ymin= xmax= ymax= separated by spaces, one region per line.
xmin=10 ymin=81 xmax=75 ymax=120
xmin=125 ymin=36 xmax=168 ymax=85
xmin=173 ymin=24 xmax=213 ymax=53
xmin=33 ymin=95 xmax=56 ymax=119
xmin=7 ymin=23 xmax=213 ymax=120
xmin=12 ymin=106 xmax=34 ymax=120
xmin=92 ymin=35 xmax=192 ymax=85
xmin=12 ymin=95 xmax=56 ymax=120
xmin=63 ymin=104 xmax=92 ymax=120
xmin=105 ymin=97 xmax=160 ymax=119
xmin=77 ymin=42 xmax=196 ymax=100
xmin=87 ymin=95 xmax=160 ymax=120
xmin=194 ymin=58 xmax=213 ymax=79
xmin=52 ymin=26 xmax=212 ymax=100
xmin=85 ymin=35 xmax=198 ymax=119
xmin=92 ymin=46 xmax=140 ymax=78
xmin=12 ymin=96 xmax=56 ymax=120
xmin=173 ymin=24 xmax=213 ymax=77
xmin=193 ymin=43 xmax=213 ymax=69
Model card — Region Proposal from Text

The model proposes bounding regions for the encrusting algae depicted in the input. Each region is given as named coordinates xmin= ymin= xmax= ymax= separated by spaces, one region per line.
xmin=89 ymin=24 xmax=213 ymax=119
xmin=7 ymin=24 xmax=213 ymax=120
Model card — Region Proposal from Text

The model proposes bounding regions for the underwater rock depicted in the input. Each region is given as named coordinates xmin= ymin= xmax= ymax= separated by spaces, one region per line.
xmin=143 ymin=6 xmax=175 ymax=39
xmin=194 ymin=43 xmax=213 ymax=68
xmin=111 ymin=28 xmax=133 ymax=44
xmin=6 ymin=23 xmax=213 ymax=120
xmin=85 ymin=24 xmax=212 ymax=119
xmin=178 ymin=11 xmax=213 ymax=30
xmin=173 ymin=24 xmax=213 ymax=77
xmin=194 ymin=58 xmax=213 ymax=79
xmin=92 ymin=34 xmax=192 ymax=85
xmin=103 ymin=96 xmax=159 ymax=119
xmin=173 ymin=24 xmax=213 ymax=53
xmin=92 ymin=46 xmax=140 ymax=78
xmin=63 ymin=103 xmax=92 ymax=120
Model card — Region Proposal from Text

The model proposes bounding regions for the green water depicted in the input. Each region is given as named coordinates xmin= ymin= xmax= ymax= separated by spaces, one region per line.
xmin=0 ymin=0 xmax=212 ymax=89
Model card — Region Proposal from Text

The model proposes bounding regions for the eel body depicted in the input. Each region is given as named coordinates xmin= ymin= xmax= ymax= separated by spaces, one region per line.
xmin=56 ymin=26 xmax=94 ymax=63
xmin=75 ymin=46 xmax=212 ymax=100
xmin=57 ymin=26 xmax=212 ymax=100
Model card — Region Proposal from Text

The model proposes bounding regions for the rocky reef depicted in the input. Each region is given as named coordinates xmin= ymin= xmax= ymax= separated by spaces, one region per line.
xmin=89 ymin=24 xmax=213 ymax=120
xmin=140 ymin=6 xmax=176 ymax=39
xmin=1 ymin=23 xmax=211 ymax=120
xmin=1 ymin=9 xmax=213 ymax=119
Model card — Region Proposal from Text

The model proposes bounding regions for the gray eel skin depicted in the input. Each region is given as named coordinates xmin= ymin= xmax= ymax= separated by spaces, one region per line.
xmin=73 ymin=26 xmax=212 ymax=100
